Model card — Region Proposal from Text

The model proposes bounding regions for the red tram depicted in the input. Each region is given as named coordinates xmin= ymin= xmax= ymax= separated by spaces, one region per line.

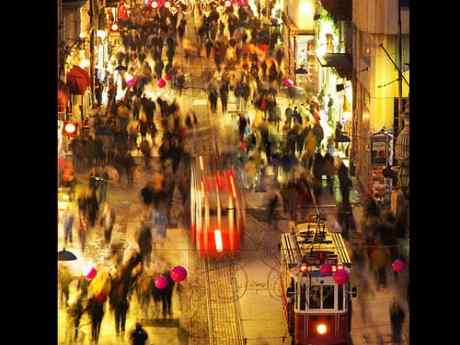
xmin=190 ymin=154 xmax=246 ymax=258
xmin=280 ymin=218 xmax=355 ymax=345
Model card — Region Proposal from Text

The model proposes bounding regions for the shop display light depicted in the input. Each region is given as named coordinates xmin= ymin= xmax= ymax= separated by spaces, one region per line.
xmin=63 ymin=122 xmax=78 ymax=137
xmin=151 ymin=1 xmax=158 ymax=8
xmin=164 ymin=1 xmax=171 ymax=8
xmin=111 ymin=23 xmax=119 ymax=31
xmin=225 ymin=0 xmax=232 ymax=7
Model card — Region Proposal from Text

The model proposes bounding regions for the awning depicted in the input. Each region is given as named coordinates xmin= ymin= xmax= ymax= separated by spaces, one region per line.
xmin=320 ymin=0 xmax=352 ymax=21
xmin=62 ymin=0 xmax=88 ymax=8
xmin=317 ymin=53 xmax=353 ymax=80
xmin=67 ymin=66 xmax=90 ymax=95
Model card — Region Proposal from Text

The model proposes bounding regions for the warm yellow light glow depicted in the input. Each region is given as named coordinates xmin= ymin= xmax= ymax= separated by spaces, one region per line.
xmin=317 ymin=324 xmax=327 ymax=335
xmin=214 ymin=229 xmax=223 ymax=252
xmin=299 ymin=1 xmax=313 ymax=14
xmin=79 ymin=58 xmax=90 ymax=69
xmin=316 ymin=45 xmax=327 ymax=59
xmin=229 ymin=175 xmax=237 ymax=199
xmin=199 ymin=156 xmax=204 ymax=171
xmin=96 ymin=30 xmax=106 ymax=39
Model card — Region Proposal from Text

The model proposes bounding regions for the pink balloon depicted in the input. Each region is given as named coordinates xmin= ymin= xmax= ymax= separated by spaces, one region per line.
xmin=283 ymin=79 xmax=294 ymax=88
xmin=171 ymin=266 xmax=187 ymax=283
xmin=85 ymin=267 xmax=97 ymax=281
xmin=392 ymin=259 xmax=406 ymax=273
xmin=320 ymin=263 xmax=332 ymax=276
xmin=126 ymin=78 xmax=137 ymax=87
xmin=333 ymin=268 xmax=349 ymax=285
xmin=154 ymin=275 xmax=168 ymax=289
xmin=157 ymin=78 xmax=166 ymax=88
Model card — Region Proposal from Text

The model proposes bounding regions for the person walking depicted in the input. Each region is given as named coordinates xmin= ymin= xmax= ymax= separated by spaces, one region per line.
xmin=390 ymin=299 xmax=406 ymax=345
xmin=125 ymin=152 xmax=137 ymax=187
xmin=161 ymin=271 xmax=175 ymax=319
xmin=59 ymin=264 xmax=73 ymax=307
xmin=220 ymin=79 xmax=229 ymax=114
xmin=208 ymin=83 xmax=219 ymax=114
xmin=336 ymin=157 xmax=352 ymax=207
xmin=100 ymin=203 xmax=116 ymax=245
xmin=67 ymin=294 xmax=85 ymax=343
xmin=98 ymin=166 xmax=109 ymax=203
xmin=87 ymin=297 xmax=105 ymax=344
xmin=137 ymin=222 xmax=153 ymax=267
xmin=130 ymin=322 xmax=148 ymax=345
xmin=140 ymin=139 xmax=152 ymax=171
xmin=238 ymin=113 xmax=248 ymax=141
xmin=63 ymin=207 xmax=75 ymax=246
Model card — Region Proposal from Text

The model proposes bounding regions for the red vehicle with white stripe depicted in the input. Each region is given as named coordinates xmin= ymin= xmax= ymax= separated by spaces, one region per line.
xmin=280 ymin=215 xmax=356 ymax=345
xmin=190 ymin=154 xmax=246 ymax=258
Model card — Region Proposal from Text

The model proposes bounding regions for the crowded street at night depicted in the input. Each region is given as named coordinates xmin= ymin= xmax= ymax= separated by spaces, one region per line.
xmin=57 ymin=1 xmax=410 ymax=345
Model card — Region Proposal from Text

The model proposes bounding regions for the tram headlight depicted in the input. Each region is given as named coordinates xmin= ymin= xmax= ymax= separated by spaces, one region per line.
xmin=316 ymin=323 xmax=327 ymax=335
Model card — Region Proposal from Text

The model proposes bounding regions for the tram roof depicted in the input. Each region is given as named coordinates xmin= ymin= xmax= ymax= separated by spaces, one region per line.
xmin=281 ymin=221 xmax=351 ymax=269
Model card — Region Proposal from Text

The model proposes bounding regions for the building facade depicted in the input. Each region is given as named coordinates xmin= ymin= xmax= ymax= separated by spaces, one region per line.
xmin=351 ymin=0 xmax=409 ymax=198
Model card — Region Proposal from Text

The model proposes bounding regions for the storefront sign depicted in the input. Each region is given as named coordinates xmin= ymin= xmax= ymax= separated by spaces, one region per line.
xmin=371 ymin=134 xmax=390 ymax=165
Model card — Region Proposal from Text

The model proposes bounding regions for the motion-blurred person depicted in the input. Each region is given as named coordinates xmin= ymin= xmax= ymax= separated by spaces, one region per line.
xmin=100 ymin=202 xmax=116 ymax=245
xmin=98 ymin=165 xmax=110 ymax=203
xmin=140 ymin=139 xmax=152 ymax=171
xmin=137 ymin=222 xmax=153 ymax=267
xmin=62 ymin=207 xmax=75 ymax=245
xmin=87 ymin=296 xmax=105 ymax=344
xmin=59 ymin=264 xmax=73 ymax=307
xmin=67 ymin=294 xmax=85 ymax=343
xmin=130 ymin=322 xmax=148 ymax=345
xmin=161 ymin=271 xmax=175 ymax=319
xmin=336 ymin=157 xmax=352 ymax=207
xmin=390 ymin=299 xmax=406 ymax=345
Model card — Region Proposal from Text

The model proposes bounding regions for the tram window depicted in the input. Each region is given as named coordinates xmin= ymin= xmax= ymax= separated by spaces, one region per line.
xmin=338 ymin=284 xmax=344 ymax=311
xmin=299 ymin=282 xmax=307 ymax=311
xmin=322 ymin=285 xmax=335 ymax=309
xmin=309 ymin=286 xmax=321 ymax=309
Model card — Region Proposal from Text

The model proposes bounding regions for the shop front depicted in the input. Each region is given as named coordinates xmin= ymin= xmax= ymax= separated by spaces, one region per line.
xmin=282 ymin=0 xmax=317 ymax=90
xmin=315 ymin=17 xmax=353 ymax=165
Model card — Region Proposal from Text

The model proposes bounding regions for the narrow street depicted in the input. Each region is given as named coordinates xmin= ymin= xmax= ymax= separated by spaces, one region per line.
xmin=58 ymin=2 xmax=410 ymax=345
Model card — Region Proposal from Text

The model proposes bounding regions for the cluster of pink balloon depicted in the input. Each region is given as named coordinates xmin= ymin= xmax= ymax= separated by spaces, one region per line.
xmin=282 ymin=79 xmax=294 ymax=88
xmin=392 ymin=259 xmax=406 ymax=273
xmin=154 ymin=265 xmax=188 ymax=289
xmin=157 ymin=78 xmax=167 ymax=89
xmin=318 ymin=263 xmax=350 ymax=284
xmin=318 ymin=258 xmax=407 ymax=285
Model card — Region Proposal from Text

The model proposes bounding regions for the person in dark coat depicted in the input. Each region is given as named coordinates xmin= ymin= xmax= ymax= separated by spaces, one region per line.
xmin=130 ymin=322 xmax=149 ymax=345
xmin=137 ymin=223 xmax=153 ymax=267
xmin=124 ymin=152 xmax=136 ymax=187
xmin=155 ymin=59 xmax=164 ymax=80
xmin=87 ymin=297 xmax=105 ymax=344
xmin=336 ymin=158 xmax=352 ymax=207
xmin=390 ymin=300 xmax=406 ymax=345
xmin=67 ymin=293 xmax=85 ymax=342
xmin=161 ymin=271 xmax=175 ymax=319
xmin=238 ymin=113 xmax=248 ymax=140
xmin=219 ymin=80 xmax=229 ymax=114
xmin=312 ymin=151 xmax=324 ymax=198
xmin=208 ymin=84 xmax=219 ymax=114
